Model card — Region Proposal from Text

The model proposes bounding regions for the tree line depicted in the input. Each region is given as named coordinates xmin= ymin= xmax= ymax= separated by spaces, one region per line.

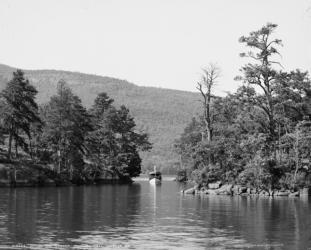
xmin=175 ymin=23 xmax=311 ymax=190
xmin=0 ymin=71 xmax=151 ymax=183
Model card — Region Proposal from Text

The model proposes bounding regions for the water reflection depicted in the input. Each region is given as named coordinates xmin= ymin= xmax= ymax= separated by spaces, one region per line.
xmin=0 ymin=182 xmax=310 ymax=249
xmin=0 ymin=184 xmax=142 ymax=247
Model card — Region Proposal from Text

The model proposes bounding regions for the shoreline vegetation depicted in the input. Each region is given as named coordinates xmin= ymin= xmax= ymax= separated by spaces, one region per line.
xmin=1 ymin=23 xmax=311 ymax=198
xmin=0 ymin=157 xmax=134 ymax=187
xmin=175 ymin=23 xmax=311 ymax=197
xmin=0 ymin=70 xmax=151 ymax=187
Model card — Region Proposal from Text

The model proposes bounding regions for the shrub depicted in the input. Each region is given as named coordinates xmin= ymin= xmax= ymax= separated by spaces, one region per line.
xmin=191 ymin=164 xmax=222 ymax=186
xmin=237 ymin=155 xmax=273 ymax=189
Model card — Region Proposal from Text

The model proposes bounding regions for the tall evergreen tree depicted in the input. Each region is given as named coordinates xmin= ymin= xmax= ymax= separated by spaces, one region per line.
xmin=42 ymin=80 xmax=92 ymax=174
xmin=88 ymin=93 xmax=151 ymax=178
xmin=0 ymin=70 xmax=41 ymax=159
xmin=237 ymin=23 xmax=282 ymax=151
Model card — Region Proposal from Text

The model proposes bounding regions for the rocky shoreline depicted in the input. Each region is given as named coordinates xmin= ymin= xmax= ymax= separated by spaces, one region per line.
xmin=181 ymin=182 xmax=310 ymax=197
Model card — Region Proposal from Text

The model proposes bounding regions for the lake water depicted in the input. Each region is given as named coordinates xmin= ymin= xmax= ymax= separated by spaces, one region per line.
xmin=0 ymin=180 xmax=310 ymax=250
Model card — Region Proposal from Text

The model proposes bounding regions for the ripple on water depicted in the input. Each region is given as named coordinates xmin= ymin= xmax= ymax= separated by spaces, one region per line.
xmin=0 ymin=181 xmax=309 ymax=249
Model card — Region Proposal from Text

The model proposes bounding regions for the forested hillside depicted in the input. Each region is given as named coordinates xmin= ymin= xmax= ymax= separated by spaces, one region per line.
xmin=0 ymin=64 xmax=201 ymax=172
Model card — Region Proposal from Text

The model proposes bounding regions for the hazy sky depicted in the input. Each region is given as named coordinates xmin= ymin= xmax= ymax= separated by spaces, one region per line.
xmin=0 ymin=0 xmax=310 ymax=95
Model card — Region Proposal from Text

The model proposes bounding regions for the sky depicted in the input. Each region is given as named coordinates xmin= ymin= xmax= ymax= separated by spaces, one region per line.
xmin=0 ymin=0 xmax=310 ymax=95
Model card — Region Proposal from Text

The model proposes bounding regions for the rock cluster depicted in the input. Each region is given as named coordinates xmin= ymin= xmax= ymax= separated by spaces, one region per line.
xmin=181 ymin=183 xmax=310 ymax=197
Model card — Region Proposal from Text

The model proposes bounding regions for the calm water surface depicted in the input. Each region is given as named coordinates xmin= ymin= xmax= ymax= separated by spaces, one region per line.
xmin=0 ymin=180 xmax=310 ymax=249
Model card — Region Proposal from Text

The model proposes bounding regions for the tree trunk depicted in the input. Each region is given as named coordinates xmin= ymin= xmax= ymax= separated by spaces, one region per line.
xmin=196 ymin=64 xmax=220 ymax=166
xmin=69 ymin=164 xmax=73 ymax=181
xmin=278 ymin=123 xmax=281 ymax=164
xmin=29 ymin=135 xmax=33 ymax=159
xmin=58 ymin=151 xmax=61 ymax=174
xmin=8 ymin=131 xmax=12 ymax=159
xmin=294 ymin=130 xmax=299 ymax=184
xmin=15 ymin=137 xmax=18 ymax=158
xmin=204 ymin=94 xmax=213 ymax=165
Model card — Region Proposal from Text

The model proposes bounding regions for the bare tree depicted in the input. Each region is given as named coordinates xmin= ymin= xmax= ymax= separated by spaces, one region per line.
xmin=196 ymin=64 xmax=221 ymax=143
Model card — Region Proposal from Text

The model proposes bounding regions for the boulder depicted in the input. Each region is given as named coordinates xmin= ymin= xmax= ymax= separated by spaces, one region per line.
xmin=232 ymin=185 xmax=240 ymax=195
xmin=206 ymin=189 xmax=218 ymax=195
xmin=289 ymin=191 xmax=299 ymax=197
xmin=215 ymin=184 xmax=233 ymax=195
xmin=250 ymin=188 xmax=257 ymax=194
xmin=208 ymin=181 xmax=221 ymax=189
xmin=299 ymin=188 xmax=310 ymax=196
xmin=232 ymin=185 xmax=247 ymax=195
xmin=240 ymin=187 xmax=247 ymax=193
xmin=184 ymin=187 xmax=195 ymax=195
xmin=259 ymin=190 xmax=269 ymax=196
xmin=240 ymin=193 xmax=249 ymax=197
xmin=276 ymin=190 xmax=290 ymax=196
xmin=44 ymin=178 xmax=56 ymax=187
xmin=202 ymin=189 xmax=209 ymax=195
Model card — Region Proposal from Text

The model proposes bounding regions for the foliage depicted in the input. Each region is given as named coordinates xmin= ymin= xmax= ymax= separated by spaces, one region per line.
xmin=87 ymin=93 xmax=151 ymax=178
xmin=176 ymin=169 xmax=187 ymax=182
xmin=0 ymin=72 xmax=151 ymax=182
xmin=176 ymin=23 xmax=311 ymax=189
xmin=38 ymin=80 xmax=92 ymax=175
xmin=0 ymin=64 xmax=201 ymax=173
xmin=0 ymin=70 xmax=41 ymax=158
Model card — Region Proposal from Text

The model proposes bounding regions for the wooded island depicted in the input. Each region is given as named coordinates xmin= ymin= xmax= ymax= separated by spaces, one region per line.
xmin=177 ymin=23 xmax=311 ymax=196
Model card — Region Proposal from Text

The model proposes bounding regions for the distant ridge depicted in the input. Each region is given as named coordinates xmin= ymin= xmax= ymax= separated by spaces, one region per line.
xmin=0 ymin=63 xmax=201 ymax=172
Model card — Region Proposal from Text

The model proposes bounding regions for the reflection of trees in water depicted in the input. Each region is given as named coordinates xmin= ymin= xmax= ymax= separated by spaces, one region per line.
xmin=0 ymin=184 xmax=141 ymax=245
xmin=4 ymin=188 xmax=45 ymax=244
xmin=1 ymin=185 xmax=311 ymax=248
xmin=185 ymin=195 xmax=311 ymax=248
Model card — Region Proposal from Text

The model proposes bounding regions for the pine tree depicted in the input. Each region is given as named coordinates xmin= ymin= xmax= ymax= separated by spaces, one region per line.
xmin=88 ymin=93 xmax=151 ymax=178
xmin=0 ymin=70 xmax=41 ymax=159
xmin=42 ymin=80 xmax=92 ymax=174
xmin=237 ymin=23 xmax=282 ymax=147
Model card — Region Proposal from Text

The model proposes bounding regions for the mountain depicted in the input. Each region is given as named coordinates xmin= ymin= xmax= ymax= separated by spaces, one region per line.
xmin=0 ymin=64 xmax=201 ymax=173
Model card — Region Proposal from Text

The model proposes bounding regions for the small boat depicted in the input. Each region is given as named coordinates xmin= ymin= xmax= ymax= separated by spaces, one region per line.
xmin=149 ymin=166 xmax=162 ymax=185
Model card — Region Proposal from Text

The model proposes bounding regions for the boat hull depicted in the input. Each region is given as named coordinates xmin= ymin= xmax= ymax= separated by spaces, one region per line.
xmin=149 ymin=178 xmax=161 ymax=185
